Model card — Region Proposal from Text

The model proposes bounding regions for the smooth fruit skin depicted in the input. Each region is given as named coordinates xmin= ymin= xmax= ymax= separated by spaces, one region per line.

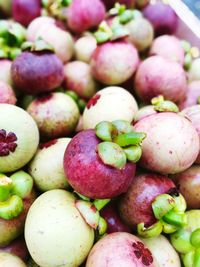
xmin=0 ymin=81 xmax=16 ymax=105
xmin=27 ymin=17 xmax=74 ymax=63
xmin=27 ymin=93 xmax=80 ymax=139
xmin=25 ymin=190 xmax=94 ymax=267
xmin=67 ymin=0 xmax=106 ymax=33
xmin=119 ymin=173 xmax=175 ymax=228
xmin=64 ymin=61 xmax=98 ymax=100
xmin=179 ymin=81 xmax=200 ymax=110
xmin=188 ymin=58 xmax=200 ymax=82
xmin=28 ymin=138 xmax=71 ymax=191
xmin=100 ymin=202 xmax=132 ymax=233
xmin=134 ymin=112 xmax=199 ymax=174
xmin=91 ymin=41 xmax=139 ymax=85
xmin=0 ymin=104 xmax=39 ymax=173
xmin=0 ymin=252 xmax=26 ymax=267
xmin=12 ymin=0 xmax=41 ymax=27
xmin=83 ymin=86 xmax=138 ymax=129
xmin=143 ymin=2 xmax=178 ymax=36
xmin=141 ymin=235 xmax=181 ymax=267
xmin=180 ymin=105 xmax=200 ymax=163
xmin=150 ymin=35 xmax=184 ymax=65
xmin=86 ymin=232 xmax=155 ymax=267
xmin=0 ymin=190 xmax=36 ymax=247
xmin=134 ymin=56 xmax=187 ymax=104
xmin=11 ymin=51 xmax=64 ymax=95
xmin=171 ymin=165 xmax=200 ymax=209
xmin=63 ymin=129 xmax=136 ymax=199
xmin=75 ymin=36 xmax=97 ymax=63
xmin=0 ymin=59 xmax=13 ymax=86
xmin=125 ymin=18 xmax=154 ymax=52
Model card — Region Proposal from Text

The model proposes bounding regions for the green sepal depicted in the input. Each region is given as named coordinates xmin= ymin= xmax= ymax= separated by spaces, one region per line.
xmin=190 ymin=229 xmax=200 ymax=248
xmin=93 ymin=199 xmax=110 ymax=211
xmin=137 ymin=221 xmax=163 ymax=238
xmin=98 ymin=217 xmax=107 ymax=235
xmin=97 ymin=141 xmax=127 ymax=169
xmin=95 ymin=121 xmax=117 ymax=142
xmin=113 ymin=132 xmax=146 ymax=147
xmin=152 ymin=194 xmax=175 ymax=220
xmin=0 ymin=195 xmax=23 ymax=220
xmin=10 ymin=171 xmax=33 ymax=199
xmin=123 ymin=145 xmax=142 ymax=163
xmin=163 ymin=210 xmax=187 ymax=227
xmin=112 ymin=120 xmax=133 ymax=134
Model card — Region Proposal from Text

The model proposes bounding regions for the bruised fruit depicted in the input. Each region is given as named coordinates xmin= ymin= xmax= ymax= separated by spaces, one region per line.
xmin=134 ymin=112 xmax=199 ymax=174
xmin=150 ymin=35 xmax=185 ymax=65
xmin=25 ymin=190 xmax=94 ymax=267
xmin=134 ymin=56 xmax=187 ymax=104
xmin=171 ymin=165 xmax=200 ymax=209
xmin=67 ymin=0 xmax=106 ymax=34
xmin=74 ymin=36 xmax=97 ymax=63
xmin=91 ymin=41 xmax=139 ymax=85
xmin=12 ymin=0 xmax=41 ymax=27
xmin=143 ymin=2 xmax=178 ymax=36
xmin=86 ymin=232 xmax=155 ymax=267
xmin=27 ymin=93 xmax=80 ymax=139
xmin=64 ymin=61 xmax=98 ymax=100
xmin=141 ymin=235 xmax=181 ymax=267
xmin=119 ymin=173 xmax=187 ymax=237
xmin=0 ymin=252 xmax=26 ymax=267
xmin=28 ymin=138 xmax=71 ymax=191
xmin=83 ymin=86 xmax=138 ymax=129
xmin=0 ymin=81 xmax=16 ymax=105
xmin=11 ymin=49 xmax=64 ymax=95
xmin=0 ymin=104 xmax=39 ymax=173
xmin=125 ymin=17 xmax=154 ymax=52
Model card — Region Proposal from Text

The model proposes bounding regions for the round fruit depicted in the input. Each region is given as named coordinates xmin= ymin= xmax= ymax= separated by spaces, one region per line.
xmin=91 ymin=41 xmax=139 ymax=85
xmin=0 ymin=104 xmax=39 ymax=173
xmin=134 ymin=112 xmax=199 ymax=174
xmin=27 ymin=93 xmax=80 ymax=139
xmin=86 ymin=232 xmax=155 ymax=267
xmin=188 ymin=58 xmax=200 ymax=82
xmin=179 ymin=81 xmax=200 ymax=110
xmin=83 ymin=86 xmax=138 ymax=129
xmin=74 ymin=36 xmax=97 ymax=63
xmin=25 ymin=189 xmax=94 ymax=267
xmin=28 ymin=138 xmax=71 ymax=191
xmin=134 ymin=56 xmax=187 ymax=103
xmin=11 ymin=51 xmax=64 ymax=95
xmin=0 ymin=81 xmax=16 ymax=105
xmin=0 ymin=252 xmax=26 ymax=267
xmin=64 ymin=61 xmax=98 ymax=100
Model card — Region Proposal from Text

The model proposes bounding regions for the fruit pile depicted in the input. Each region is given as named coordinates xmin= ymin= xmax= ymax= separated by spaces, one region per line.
xmin=0 ymin=0 xmax=200 ymax=266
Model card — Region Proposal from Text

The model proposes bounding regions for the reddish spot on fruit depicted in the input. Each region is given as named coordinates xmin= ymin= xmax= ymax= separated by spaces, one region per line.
xmin=87 ymin=94 xmax=101 ymax=109
xmin=132 ymin=241 xmax=153 ymax=266
xmin=39 ymin=139 xmax=57 ymax=149
xmin=0 ymin=129 xmax=17 ymax=157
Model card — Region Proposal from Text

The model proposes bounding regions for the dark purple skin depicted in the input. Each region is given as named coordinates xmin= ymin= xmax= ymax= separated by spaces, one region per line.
xmin=63 ymin=129 xmax=136 ymax=199
xmin=11 ymin=51 xmax=64 ymax=95
xmin=0 ymin=236 xmax=29 ymax=261
xmin=12 ymin=0 xmax=41 ymax=27
xmin=100 ymin=202 xmax=132 ymax=233
xmin=102 ymin=0 xmax=136 ymax=9
xmin=142 ymin=2 xmax=178 ymax=36
xmin=118 ymin=173 xmax=175 ymax=228
xmin=67 ymin=0 xmax=106 ymax=34
xmin=179 ymin=81 xmax=200 ymax=110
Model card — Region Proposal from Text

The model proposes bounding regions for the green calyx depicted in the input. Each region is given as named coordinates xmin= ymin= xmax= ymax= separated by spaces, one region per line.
xmin=94 ymin=20 xmax=129 ymax=44
xmin=65 ymin=90 xmax=86 ymax=113
xmin=181 ymin=40 xmax=199 ymax=71
xmin=0 ymin=21 xmax=26 ymax=59
xmin=42 ymin=0 xmax=71 ymax=19
xmin=21 ymin=38 xmax=54 ymax=53
xmin=137 ymin=192 xmax=187 ymax=238
xmin=0 ymin=171 xmax=33 ymax=220
xmin=95 ymin=120 xmax=146 ymax=169
xmin=151 ymin=95 xmax=179 ymax=113
xmin=109 ymin=3 xmax=139 ymax=24
xmin=75 ymin=199 xmax=108 ymax=236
